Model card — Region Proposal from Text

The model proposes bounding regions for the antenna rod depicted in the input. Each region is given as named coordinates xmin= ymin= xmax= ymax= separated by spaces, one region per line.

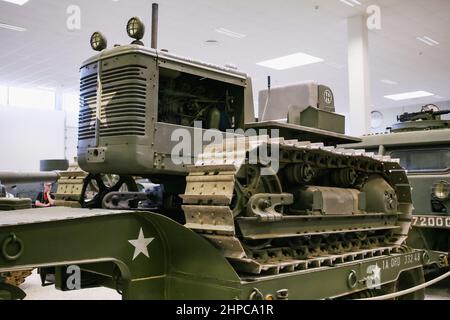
xmin=261 ymin=76 xmax=271 ymax=121
xmin=151 ymin=3 xmax=159 ymax=49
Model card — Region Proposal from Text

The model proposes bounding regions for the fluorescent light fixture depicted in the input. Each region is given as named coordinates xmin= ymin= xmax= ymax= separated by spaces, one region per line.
xmin=417 ymin=36 xmax=439 ymax=46
xmin=1 ymin=0 xmax=29 ymax=5
xmin=0 ymin=22 xmax=27 ymax=32
xmin=385 ymin=91 xmax=434 ymax=101
xmin=423 ymin=36 xmax=439 ymax=45
xmin=340 ymin=0 xmax=361 ymax=7
xmin=215 ymin=28 xmax=246 ymax=39
xmin=381 ymin=79 xmax=398 ymax=85
xmin=257 ymin=52 xmax=324 ymax=70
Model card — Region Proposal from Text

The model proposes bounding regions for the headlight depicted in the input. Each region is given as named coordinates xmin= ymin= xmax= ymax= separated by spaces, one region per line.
xmin=90 ymin=32 xmax=107 ymax=51
xmin=432 ymin=181 xmax=450 ymax=200
xmin=127 ymin=17 xmax=145 ymax=41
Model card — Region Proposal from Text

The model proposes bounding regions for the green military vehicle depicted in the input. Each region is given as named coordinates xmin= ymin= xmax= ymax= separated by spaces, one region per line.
xmin=0 ymin=6 xmax=442 ymax=300
xmin=344 ymin=105 xmax=450 ymax=272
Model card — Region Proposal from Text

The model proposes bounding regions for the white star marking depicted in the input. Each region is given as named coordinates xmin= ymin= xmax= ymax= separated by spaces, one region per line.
xmin=128 ymin=228 xmax=154 ymax=261
xmin=372 ymin=264 xmax=381 ymax=281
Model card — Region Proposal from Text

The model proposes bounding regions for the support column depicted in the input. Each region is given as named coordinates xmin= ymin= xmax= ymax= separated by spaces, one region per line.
xmin=347 ymin=15 xmax=371 ymax=136
xmin=54 ymin=87 xmax=68 ymax=159
xmin=54 ymin=87 xmax=64 ymax=111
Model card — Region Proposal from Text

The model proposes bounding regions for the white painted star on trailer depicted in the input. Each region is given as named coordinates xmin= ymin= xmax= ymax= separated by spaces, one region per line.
xmin=128 ymin=228 xmax=154 ymax=261
xmin=373 ymin=264 xmax=381 ymax=281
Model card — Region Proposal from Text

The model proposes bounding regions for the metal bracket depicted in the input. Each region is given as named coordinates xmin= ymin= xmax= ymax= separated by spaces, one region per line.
xmin=102 ymin=192 xmax=149 ymax=209
xmin=86 ymin=147 xmax=107 ymax=163
xmin=247 ymin=193 xmax=293 ymax=222
xmin=153 ymin=153 xmax=166 ymax=169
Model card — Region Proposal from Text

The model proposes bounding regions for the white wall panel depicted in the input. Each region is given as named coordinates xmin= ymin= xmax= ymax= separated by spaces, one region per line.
xmin=0 ymin=107 xmax=65 ymax=171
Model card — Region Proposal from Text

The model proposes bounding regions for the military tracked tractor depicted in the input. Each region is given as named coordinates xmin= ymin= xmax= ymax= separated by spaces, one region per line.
xmin=0 ymin=5 xmax=438 ymax=300
xmin=344 ymin=105 xmax=450 ymax=273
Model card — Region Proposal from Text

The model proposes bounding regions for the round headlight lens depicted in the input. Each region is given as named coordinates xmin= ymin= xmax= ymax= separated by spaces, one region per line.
xmin=433 ymin=181 xmax=450 ymax=200
xmin=127 ymin=17 xmax=145 ymax=40
xmin=90 ymin=32 xmax=107 ymax=51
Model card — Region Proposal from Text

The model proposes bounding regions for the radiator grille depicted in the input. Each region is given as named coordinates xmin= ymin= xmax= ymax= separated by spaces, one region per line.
xmin=78 ymin=64 xmax=148 ymax=140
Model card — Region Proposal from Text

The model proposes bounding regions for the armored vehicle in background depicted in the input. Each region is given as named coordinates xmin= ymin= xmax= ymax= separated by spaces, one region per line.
xmin=0 ymin=6 xmax=438 ymax=300
xmin=344 ymin=105 xmax=450 ymax=271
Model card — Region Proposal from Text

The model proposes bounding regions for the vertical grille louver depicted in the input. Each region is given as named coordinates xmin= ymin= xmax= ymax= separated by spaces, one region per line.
xmin=78 ymin=64 xmax=148 ymax=140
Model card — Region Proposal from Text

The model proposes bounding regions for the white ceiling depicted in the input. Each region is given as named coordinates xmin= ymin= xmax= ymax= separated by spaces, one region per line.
xmin=0 ymin=0 xmax=449 ymax=116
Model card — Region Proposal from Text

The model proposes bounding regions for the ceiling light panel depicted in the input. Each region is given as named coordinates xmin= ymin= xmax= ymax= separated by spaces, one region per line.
xmin=0 ymin=22 xmax=27 ymax=32
xmin=417 ymin=36 xmax=440 ymax=46
xmin=339 ymin=0 xmax=361 ymax=7
xmin=384 ymin=91 xmax=434 ymax=101
xmin=1 ymin=0 xmax=29 ymax=5
xmin=215 ymin=28 xmax=246 ymax=39
xmin=257 ymin=52 xmax=324 ymax=70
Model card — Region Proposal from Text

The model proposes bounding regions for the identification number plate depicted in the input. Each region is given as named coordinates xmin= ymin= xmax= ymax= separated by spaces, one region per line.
xmin=412 ymin=215 xmax=450 ymax=229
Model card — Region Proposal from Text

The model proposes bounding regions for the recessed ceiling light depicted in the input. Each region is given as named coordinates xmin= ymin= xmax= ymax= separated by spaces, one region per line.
xmin=0 ymin=22 xmax=26 ymax=32
xmin=339 ymin=0 xmax=361 ymax=7
xmin=381 ymin=79 xmax=398 ymax=85
xmin=417 ymin=36 xmax=439 ymax=46
xmin=215 ymin=28 xmax=246 ymax=39
xmin=1 ymin=0 xmax=29 ymax=5
xmin=384 ymin=91 xmax=434 ymax=101
xmin=257 ymin=52 xmax=324 ymax=70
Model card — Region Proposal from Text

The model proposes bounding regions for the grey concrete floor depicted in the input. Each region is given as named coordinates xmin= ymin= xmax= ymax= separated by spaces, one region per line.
xmin=19 ymin=270 xmax=450 ymax=300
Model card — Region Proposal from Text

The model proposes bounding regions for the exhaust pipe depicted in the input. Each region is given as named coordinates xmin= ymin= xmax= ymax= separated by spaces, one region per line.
xmin=151 ymin=3 xmax=159 ymax=49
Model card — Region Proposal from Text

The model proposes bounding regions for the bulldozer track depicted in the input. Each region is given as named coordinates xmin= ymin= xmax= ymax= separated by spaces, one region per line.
xmin=182 ymin=136 xmax=413 ymax=276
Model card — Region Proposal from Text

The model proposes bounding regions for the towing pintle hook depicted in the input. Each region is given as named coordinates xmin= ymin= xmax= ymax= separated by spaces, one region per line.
xmin=1 ymin=232 xmax=24 ymax=261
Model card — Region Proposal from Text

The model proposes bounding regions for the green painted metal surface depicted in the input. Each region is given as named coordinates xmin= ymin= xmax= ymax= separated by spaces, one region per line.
xmin=0 ymin=206 xmax=433 ymax=300
xmin=0 ymin=208 xmax=241 ymax=300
